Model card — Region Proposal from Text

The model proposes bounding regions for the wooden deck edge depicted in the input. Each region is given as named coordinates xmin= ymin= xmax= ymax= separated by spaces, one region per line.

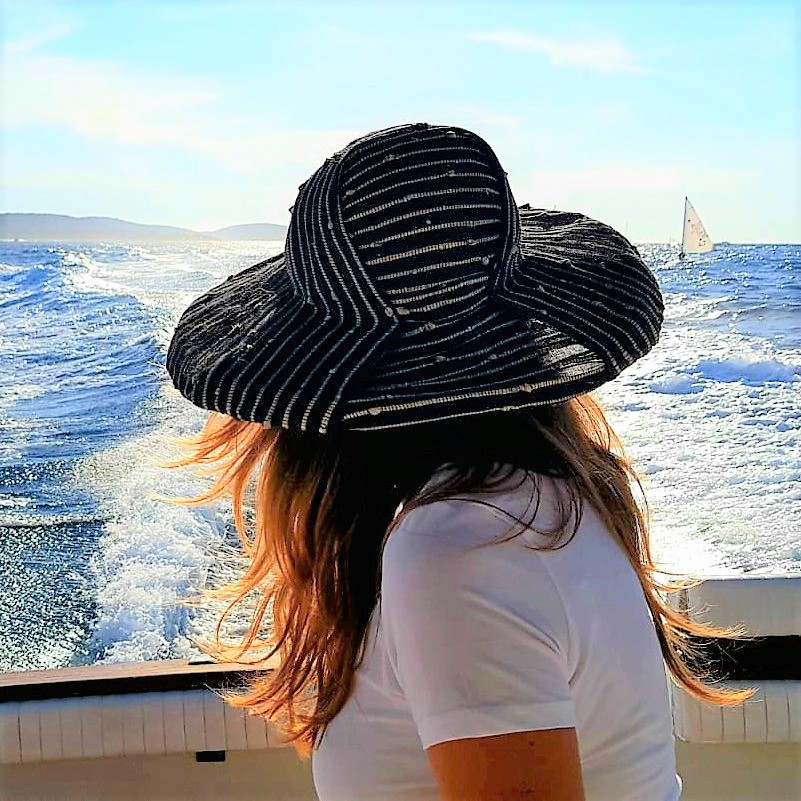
xmin=0 ymin=656 xmax=279 ymax=703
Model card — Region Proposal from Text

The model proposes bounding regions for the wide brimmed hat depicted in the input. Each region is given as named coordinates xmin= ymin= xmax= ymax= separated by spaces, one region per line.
xmin=167 ymin=123 xmax=663 ymax=433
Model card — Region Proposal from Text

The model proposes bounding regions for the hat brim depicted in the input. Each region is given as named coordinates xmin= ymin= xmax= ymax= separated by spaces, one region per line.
xmin=166 ymin=208 xmax=662 ymax=432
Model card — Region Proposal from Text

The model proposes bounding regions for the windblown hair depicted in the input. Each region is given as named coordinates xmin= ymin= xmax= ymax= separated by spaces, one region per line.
xmin=167 ymin=394 xmax=756 ymax=758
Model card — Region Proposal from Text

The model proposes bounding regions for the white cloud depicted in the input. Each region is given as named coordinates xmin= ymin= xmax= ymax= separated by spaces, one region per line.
xmin=520 ymin=165 xmax=759 ymax=203
xmin=533 ymin=166 xmax=683 ymax=193
xmin=2 ymin=49 xmax=361 ymax=174
xmin=5 ymin=53 xmax=219 ymax=146
xmin=3 ymin=18 xmax=77 ymax=56
xmin=2 ymin=44 xmax=369 ymax=224
xmin=468 ymin=30 xmax=648 ymax=74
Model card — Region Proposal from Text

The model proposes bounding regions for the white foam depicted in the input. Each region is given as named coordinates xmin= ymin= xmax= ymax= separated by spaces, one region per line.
xmin=599 ymin=294 xmax=801 ymax=576
xmin=648 ymin=374 xmax=704 ymax=394
xmin=66 ymin=241 xmax=800 ymax=665
xmin=61 ymin=242 xmax=282 ymax=316
xmin=73 ymin=392 xmax=233 ymax=663
xmin=694 ymin=356 xmax=801 ymax=384
xmin=57 ymin=242 xmax=285 ymax=663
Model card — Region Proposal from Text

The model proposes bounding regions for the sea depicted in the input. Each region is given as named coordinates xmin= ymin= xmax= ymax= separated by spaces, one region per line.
xmin=0 ymin=240 xmax=799 ymax=673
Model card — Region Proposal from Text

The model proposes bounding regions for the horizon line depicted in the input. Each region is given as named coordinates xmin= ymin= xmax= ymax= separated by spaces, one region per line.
xmin=2 ymin=211 xmax=798 ymax=247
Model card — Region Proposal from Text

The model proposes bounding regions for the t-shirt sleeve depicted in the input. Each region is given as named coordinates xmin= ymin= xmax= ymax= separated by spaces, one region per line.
xmin=380 ymin=499 xmax=577 ymax=750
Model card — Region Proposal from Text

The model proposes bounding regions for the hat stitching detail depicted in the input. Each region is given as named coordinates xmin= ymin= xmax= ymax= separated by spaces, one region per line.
xmin=362 ymin=218 xmax=499 ymax=248
xmin=516 ymin=272 xmax=655 ymax=367
xmin=335 ymin=124 xmax=439 ymax=165
xmin=346 ymin=187 xmax=503 ymax=222
xmin=340 ymin=375 xmax=593 ymax=421
xmin=383 ymin=275 xmax=486 ymax=303
xmin=418 ymin=342 xmax=538 ymax=375
xmin=378 ymin=254 xmax=495 ymax=281
xmin=369 ymin=342 xmax=603 ymax=391
xmin=198 ymin=270 xmax=291 ymax=409
xmin=351 ymin=203 xmax=503 ymax=235
xmin=341 ymin=159 xmax=493 ymax=199
xmin=341 ymin=388 xmax=593 ymax=431
xmin=395 ymin=284 xmax=486 ymax=316
xmin=393 ymin=313 xmax=516 ymax=351
xmin=294 ymin=168 xmax=406 ymax=431
xmin=363 ymin=234 xmax=500 ymax=265
xmin=284 ymin=259 xmax=376 ymax=426
xmin=519 ymin=266 xmax=662 ymax=344
xmin=237 ymin=169 xmax=356 ymax=422
xmin=344 ymin=144 xmax=487 ymax=182
xmin=505 ymin=286 xmax=635 ymax=369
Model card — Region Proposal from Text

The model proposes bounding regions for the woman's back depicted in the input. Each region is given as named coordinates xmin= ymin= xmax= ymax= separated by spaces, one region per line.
xmin=312 ymin=469 xmax=682 ymax=800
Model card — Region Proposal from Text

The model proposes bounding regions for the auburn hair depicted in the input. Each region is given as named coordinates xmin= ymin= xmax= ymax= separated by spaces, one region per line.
xmin=166 ymin=393 xmax=756 ymax=758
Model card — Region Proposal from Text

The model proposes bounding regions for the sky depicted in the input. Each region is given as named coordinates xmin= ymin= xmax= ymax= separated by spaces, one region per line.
xmin=2 ymin=0 xmax=799 ymax=243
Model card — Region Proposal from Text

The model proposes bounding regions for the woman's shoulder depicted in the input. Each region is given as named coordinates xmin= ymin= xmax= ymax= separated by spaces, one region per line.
xmin=386 ymin=466 xmax=572 ymax=561
xmin=380 ymin=471 xmax=575 ymax=645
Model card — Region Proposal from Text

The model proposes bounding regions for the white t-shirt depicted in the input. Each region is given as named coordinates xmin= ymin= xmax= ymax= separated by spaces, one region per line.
xmin=312 ymin=469 xmax=682 ymax=800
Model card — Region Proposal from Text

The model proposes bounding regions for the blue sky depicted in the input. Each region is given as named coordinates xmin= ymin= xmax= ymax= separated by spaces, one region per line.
xmin=2 ymin=0 xmax=799 ymax=242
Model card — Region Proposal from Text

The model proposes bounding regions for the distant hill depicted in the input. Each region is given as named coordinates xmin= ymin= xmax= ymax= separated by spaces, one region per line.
xmin=209 ymin=223 xmax=287 ymax=240
xmin=0 ymin=213 xmax=287 ymax=242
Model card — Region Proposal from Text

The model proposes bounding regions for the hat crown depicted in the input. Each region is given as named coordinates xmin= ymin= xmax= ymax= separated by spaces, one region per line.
xmin=284 ymin=124 xmax=520 ymax=322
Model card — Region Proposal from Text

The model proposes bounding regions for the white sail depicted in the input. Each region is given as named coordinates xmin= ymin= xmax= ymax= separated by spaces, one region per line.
xmin=681 ymin=197 xmax=713 ymax=254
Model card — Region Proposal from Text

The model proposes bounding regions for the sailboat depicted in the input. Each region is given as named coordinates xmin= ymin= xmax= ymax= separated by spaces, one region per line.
xmin=679 ymin=196 xmax=713 ymax=258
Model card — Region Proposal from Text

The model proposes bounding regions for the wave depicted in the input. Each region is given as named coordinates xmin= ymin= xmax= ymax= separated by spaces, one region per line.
xmin=695 ymin=356 xmax=801 ymax=384
xmin=2 ymin=239 xmax=797 ymax=672
xmin=650 ymin=354 xmax=801 ymax=394
xmin=0 ymin=515 xmax=107 ymax=530
xmin=73 ymin=393 xmax=234 ymax=664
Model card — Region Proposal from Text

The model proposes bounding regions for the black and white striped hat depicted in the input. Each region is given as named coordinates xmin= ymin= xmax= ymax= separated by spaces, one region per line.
xmin=167 ymin=123 xmax=663 ymax=433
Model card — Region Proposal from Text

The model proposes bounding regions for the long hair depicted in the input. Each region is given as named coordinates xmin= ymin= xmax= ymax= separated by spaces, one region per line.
xmin=166 ymin=394 xmax=756 ymax=758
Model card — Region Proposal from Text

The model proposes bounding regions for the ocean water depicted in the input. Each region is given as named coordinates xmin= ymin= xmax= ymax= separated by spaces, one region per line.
xmin=0 ymin=240 xmax=798 ymax=672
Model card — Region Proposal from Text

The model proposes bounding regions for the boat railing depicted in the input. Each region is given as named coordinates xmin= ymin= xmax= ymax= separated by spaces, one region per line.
xmin=1 ymin=576 xmax=799 ymax=765
xmin=666 ymin=575 xmax=801 ymax=743
xmin=0 ymin=654 xmax=292 ymax=764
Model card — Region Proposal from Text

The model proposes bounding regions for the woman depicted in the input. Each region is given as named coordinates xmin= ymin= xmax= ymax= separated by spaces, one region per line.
xmin=166 ymin=123 xmax=753 ymax=801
